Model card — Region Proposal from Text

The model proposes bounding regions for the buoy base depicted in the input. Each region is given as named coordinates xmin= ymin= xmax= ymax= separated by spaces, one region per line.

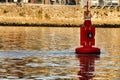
xmin=75 ymin=46 xmax=100 ymax=54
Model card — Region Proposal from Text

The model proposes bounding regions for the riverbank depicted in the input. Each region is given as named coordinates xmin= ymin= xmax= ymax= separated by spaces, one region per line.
xmin=1 ymin=22 xmax=120 ymax=28
xmin=0 ymin=4 xmax=120 ymax=27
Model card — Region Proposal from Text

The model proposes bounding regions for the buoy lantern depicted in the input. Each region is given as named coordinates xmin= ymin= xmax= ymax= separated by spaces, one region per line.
xmin=75 ymin=1 xmax=100 ymax=54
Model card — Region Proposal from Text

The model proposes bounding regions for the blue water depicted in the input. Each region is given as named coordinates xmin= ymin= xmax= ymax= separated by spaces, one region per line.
xmin=0 ymin=50 xmax=75 ymax=59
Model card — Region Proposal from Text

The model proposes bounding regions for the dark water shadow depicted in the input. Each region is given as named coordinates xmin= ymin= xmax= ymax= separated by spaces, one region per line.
xmin=76 ymin=53 xmax=100 ymax=80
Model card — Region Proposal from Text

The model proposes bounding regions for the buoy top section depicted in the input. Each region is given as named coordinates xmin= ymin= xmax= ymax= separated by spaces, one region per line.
xmin=84 ymin=0 xmax=91 ymax=21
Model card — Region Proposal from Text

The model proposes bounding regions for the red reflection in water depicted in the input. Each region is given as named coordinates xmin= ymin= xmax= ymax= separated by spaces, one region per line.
xmin=76 ymin=53 xmax=100 ymax=80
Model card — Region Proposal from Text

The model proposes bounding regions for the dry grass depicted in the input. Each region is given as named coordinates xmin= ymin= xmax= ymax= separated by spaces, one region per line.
xmin=0 ymin=4 xmax=120 ymax=27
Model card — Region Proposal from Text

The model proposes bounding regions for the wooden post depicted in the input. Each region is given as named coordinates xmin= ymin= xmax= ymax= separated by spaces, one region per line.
xmin=30 ymin=0 xmax=34 ymax=3
xmin=44 ymin=0 xmax=50 ymax=4
xmin=6 ymin=0 xmax=8 ymax=3
xmin=119 ymin=0 xmax=120 ymax=5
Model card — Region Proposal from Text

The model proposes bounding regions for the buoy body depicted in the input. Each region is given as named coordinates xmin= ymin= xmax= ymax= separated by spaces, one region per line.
xmin=75 ymin=20 xmax=100 ymax=54
xmin=75 ymin=46 xmax=100 ymax=54
xmin=75 ymin=1 xmax=100 ymax=54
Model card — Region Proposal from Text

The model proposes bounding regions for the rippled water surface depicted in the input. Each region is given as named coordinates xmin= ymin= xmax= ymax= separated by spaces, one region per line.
xmin=0 ymin=26 xmax=120 ymax=80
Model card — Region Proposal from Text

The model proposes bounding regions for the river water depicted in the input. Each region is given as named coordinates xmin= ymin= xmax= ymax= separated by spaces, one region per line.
xmin=0 ymin=26 xmax=119 ymax=80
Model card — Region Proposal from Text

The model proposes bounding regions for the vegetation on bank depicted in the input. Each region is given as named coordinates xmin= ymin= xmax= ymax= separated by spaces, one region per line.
xmin=0 ymin=4 xmax=120 ymax=27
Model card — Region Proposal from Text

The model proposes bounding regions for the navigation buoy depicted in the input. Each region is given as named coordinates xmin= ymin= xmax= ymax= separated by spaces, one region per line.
xmin=75 ymin=1 xmax=100 ymax=54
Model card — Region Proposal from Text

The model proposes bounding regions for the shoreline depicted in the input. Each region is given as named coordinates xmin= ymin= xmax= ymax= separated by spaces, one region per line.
xmin=0 ymin=22 xmax=120 ymax=28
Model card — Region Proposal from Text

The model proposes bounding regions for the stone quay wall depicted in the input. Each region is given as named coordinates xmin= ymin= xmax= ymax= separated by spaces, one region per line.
xmin=0 ymin=4 xmax=120 ymax=27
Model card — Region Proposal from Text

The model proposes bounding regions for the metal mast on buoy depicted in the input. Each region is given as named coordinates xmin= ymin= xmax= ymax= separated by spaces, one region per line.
xmin=75 ymin=0 xmax=100 ymax=54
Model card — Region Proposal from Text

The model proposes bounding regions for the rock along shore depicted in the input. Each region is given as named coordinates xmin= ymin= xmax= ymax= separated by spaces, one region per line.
xmin=0 ymin=4 xmax=120 ymax=27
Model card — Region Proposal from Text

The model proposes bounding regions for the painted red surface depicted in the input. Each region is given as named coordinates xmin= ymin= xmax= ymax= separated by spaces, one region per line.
xmin=75 ymin=1 xmax=100 ymax=54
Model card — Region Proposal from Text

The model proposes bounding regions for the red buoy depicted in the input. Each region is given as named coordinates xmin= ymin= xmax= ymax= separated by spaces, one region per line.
xmin=75 ymin=1 xmax=100 ymax=54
